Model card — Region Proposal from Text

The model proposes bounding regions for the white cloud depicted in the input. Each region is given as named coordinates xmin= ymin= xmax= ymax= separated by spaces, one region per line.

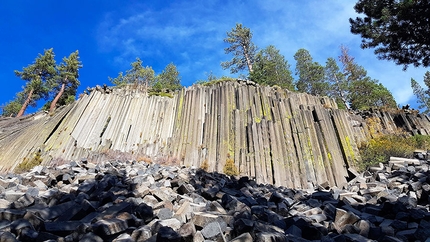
xmin=95 ymin=2 xmax=236 ymax=83
xmin=95 ymin=0 xmax=428 ymax=108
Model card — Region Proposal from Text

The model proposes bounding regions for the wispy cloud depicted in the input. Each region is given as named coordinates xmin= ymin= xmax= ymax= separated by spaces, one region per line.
xmin=5 ymin=1 xmax=426 ymax=113
xmin=96 ymin=2 xmax=230 ymax=81
xmin=95 ymin=0 xmax=427 ymax=107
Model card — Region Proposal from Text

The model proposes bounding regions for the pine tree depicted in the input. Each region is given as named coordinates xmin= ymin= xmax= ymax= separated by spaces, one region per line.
xmin=251 ymin=45 xmax=294 ymax=90
xmin=325 ymin=57 xmax=348 ymax=109
xmin=294 ymin=49 xmax=328 ymax=96
xmin=1 ymin=92 xmax=25 ymax=117
xmin=49 ymin=50 xmax=82 ymax=112
xmin=155 ymin=63 xmax=182 ymax=92
xmin=109 ymin=58 xmax=155 ymax=90
xmin=350 ymin=0 xmax=430 ymax=69
xmin=338 ymin=45 xmax=367 ymax=84
xmin=349 ymin=78 xmax=397 ymax=110
xmin=14 ymin=49 xmax=57 ymax=117
xmin=336 ymin=45 xmax=396 ymax=110
xmin=221 ymin=23 xmax=257 ymax=74
xmin=411 ymin=71 xmax=430 ymax=114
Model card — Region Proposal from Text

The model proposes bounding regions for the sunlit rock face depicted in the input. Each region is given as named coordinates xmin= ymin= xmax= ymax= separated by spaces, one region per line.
xmin=1 ymin=81 xmax=430 ymax=188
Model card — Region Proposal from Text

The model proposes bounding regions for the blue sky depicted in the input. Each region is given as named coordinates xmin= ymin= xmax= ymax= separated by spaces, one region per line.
xmin=0 ymin=1 xmax=428 ymax=114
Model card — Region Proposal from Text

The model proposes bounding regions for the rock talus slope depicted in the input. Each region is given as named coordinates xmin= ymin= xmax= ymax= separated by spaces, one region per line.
xmin=1 ymin=156 xmax=430 ymax=241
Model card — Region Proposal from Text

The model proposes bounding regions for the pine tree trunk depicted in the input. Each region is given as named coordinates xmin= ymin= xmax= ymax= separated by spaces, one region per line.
xmin=242 ymin=44 xmax=253 ymax=73
xmin=50 ymin=82 xmax=66 ymax=113
xmin=334 ymin=75 xmax=349 ymax=109
xmin=16 ymin=88 xmax=34 ymax=117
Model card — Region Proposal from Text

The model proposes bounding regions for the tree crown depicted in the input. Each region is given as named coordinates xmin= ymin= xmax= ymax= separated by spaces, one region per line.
xmin=350 ymin=0 xmax=430 ymax=69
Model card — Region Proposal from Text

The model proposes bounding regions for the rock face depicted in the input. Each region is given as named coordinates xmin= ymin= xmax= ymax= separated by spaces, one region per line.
xmin=1 ymin=155 xmax=430 ymax=241
xmin=1 ymin=81 xmax=430 ymax=188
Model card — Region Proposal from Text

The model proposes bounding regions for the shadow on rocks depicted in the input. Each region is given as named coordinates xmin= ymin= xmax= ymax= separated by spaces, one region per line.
xmin=1 ymin=157 xmax=430 ymax=241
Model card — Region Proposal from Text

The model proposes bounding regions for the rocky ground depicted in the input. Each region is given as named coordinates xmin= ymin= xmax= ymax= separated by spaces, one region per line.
xmin=1 ymin=155 xmax=430 ymax=242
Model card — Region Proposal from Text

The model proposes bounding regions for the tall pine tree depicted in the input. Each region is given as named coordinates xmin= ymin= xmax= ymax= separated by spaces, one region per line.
xmin=325 ymin=57 xmax=348 ymax=109
xmin=411 ymin=71 xmax=430 ymax=114
xmin=221 ymin=23 xmax=257 ymax=75
xmin=294 ymin=49 xmax=328 ymax=96
xmin=251 ymin=45 xmax=294 ymax=90
xmin=14 ymin=49 xmax=57 ymax=117
xmin=350 ymin=0 xmax=430 ymax=69
xmin=49 ymin=50 xmax=82 ymax=112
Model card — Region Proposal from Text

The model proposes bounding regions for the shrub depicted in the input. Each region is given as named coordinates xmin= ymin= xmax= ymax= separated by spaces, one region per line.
xmin=195 ymin=76 xmax=236 ymax=86
xmin=358 ymin=134 xmax=430 ymax=171
xmin=15 ymin=150 xmax=43 ymax=173
xmin=200 ymin=159 xmax=209 ymax=171
xmin=223 ymin=158 xmax=238 ymax=176
xmin=137 ymin=156 xmax=152 ymax=164
xmin=148 ymin=91 xmax=174 ymax=98
xmin=410 ymin=135 xmax=430 ymax=150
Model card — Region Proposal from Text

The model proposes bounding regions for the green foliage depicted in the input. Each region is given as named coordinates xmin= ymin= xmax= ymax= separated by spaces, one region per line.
xmin=109 ymin=59 xmax=182 ymax=94
xmin=109 ymin=72 xmax=127 ymax=87
xmin=10 ymin=48 xmax=81 ymax=116
xmin=358 ymin=134 xmax=430 ymax=171
xmin=57 ymin=50 xmax=81 ymax=83
xmin=1 ymin=92 xmax=25 ymax=117
xmin=50 ymin=50 xmax=82 ymax=112
xmin=349 ymin=78 xmax=397 ymax=110
xmin=223 ymin=158 xmax=239 ymax=176
xmin=153 ymin=63 xmax=182 ymax=92
xmin=15 ymin=150 xmax=43 ymax=173
xmin=221 ymin=23 xmax=257 ymax=74
xmin=410 ymin=135 xmax=430 ymax=150
xmin=64 ymin=94 xmax=76 ymax=105
xmin=294 ymin=49 xmax=328 ymax=96
xmin=195 ymin=75 xmax=236 ymax=86
xmin=335 ymin=45 xmax=368 ymax=109
xmin=324 ymin=45 xmax=371 ymax=109
xmin=42 ymin=94 xmax=76 ymax=111
xmin=334 ymin=97 xmax=348 ymax=110
xmin=325 ymin=57 xmax=348 ymax=108
xmin=411 ymin=71 xmax=430 ymax=114
xmin=329 ymin=45 xmax=397 ymax=110
xmin=56 ymin=91 xmax=77 ymax=106
xmin=350 ymin=0 xmax=430 ymax=69
xmin=14 ymin=49 xmax=58 ymax=116
xmin=109 ymin=58 xmax=155 ymax=88
xmin=15 ymin=48 xmax=57 ymax=90
xmin=1 ymin=100 xmax=22 ymax=117
xmin=251 ymin=45 xmax=294 ymax=90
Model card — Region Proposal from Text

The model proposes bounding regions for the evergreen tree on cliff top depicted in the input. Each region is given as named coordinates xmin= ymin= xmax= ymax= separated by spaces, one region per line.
xmin=109 ymin=59 xmax=182 ymax=93
xmin=109 ymin=58 xmax=155 ymax=90
xmin=350 ymin=0 xmax=430 ymax=69
xmin=221 ymin=23 xmax=257 ymax=75
xmin=294 ymin=49 xmax=328 ymax=96
xmin=251 ymin=45 xmax=294 ymax=90
xmin=1 ymin=92 xmax=25 ymax=117
xmin=9 ymin=49 xmax=82 ymax=117
xmin=49 ymin=50 xmax=82 ymax=113
xmin=349 ymin=78 xmax=397 ymax=110
xmin=14 ymin=49 xmax=57 ymax=117
xmin=411 ymin=71 xmax=430 ymax=114
xmin=325 ymin=57 xmax=348 ymax=109
xmin=335 ymin=45 xmax=397 ymax=110
xmin=154 ymin=63 xmax=182 ymax=92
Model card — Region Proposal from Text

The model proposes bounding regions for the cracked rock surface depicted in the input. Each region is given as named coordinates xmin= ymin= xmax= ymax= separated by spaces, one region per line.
xmin=1 ymin=156 xmax=430 ymax=241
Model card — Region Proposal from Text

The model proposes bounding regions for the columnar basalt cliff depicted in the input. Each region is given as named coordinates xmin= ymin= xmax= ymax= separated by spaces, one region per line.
xmin=1 ymin=81 xmax=430 ymax=188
